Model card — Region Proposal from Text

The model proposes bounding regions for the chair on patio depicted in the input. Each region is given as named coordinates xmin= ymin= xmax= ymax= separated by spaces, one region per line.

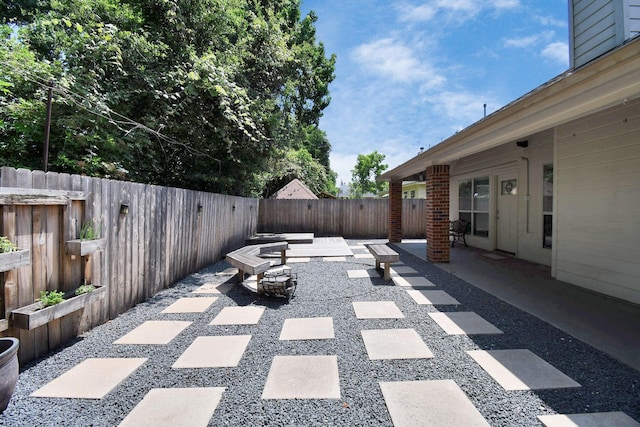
xmin=449 ymin=219 xmax=468 ymax=247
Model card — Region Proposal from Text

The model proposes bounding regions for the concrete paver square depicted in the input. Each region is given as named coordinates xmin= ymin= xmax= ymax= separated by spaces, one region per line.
xmin=380 ymin=380 xmax=490 ymax=427
xmin=354 ymin=253 xmax=374 ymax=259
xmin=118 ymin=387 xmax=226 ymax=427
xmin=390 ymin=266 xmax=417 ymax=275
xmin=172 ymin=336 xmax=251 ymax=368
xmin=467 ymin=349 xmax=581 ymax=390
xmin=192 ymin=282 xmax=234 ymax=294
xmin=353 ymin=301 xmax=405 ymax=319
xmin=162 ymin=297 xmax=218 ymax=313
xmin=288 ymin=257 xmax=310 ymax=263
xmin=393 ymin=276 xmax=436 ymax=287
xmin=323 ymin=256 xmax=347 ymax=262
xmin=429 ymin=312 xmax=503 ymax=335
xmin=113 ymin=321 xmax=192 ymax=345
xmin=279 ymin=317 xmax=335 ymax=340
xmin=210 ymin=306 xmax=265 ymax=325
xmin=261 ymin=355 xmax=340 ymax=399
xmin=31 ymin=358 xmax=147 ymax=399
xmin=538 ymin=412 xmax=640 ymax=427
xmin=406 ymin=290 xmax=460 ymax=305
xmin=361 ymin=329 xmax=433 ymax=360
xmin=348 ymin=269 xmax=378 ymax=279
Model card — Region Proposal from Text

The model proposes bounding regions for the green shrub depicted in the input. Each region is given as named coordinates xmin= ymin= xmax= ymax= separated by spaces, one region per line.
xmin=0 ymin=236 xmax=18 ymax=253
xmin=75 ymin=284 xmax=95 ymax=296
xmin=37 ymin=290 xmax=65 ymax=308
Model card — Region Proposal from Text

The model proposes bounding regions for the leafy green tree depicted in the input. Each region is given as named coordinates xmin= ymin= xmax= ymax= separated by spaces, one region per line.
xmin=350 ymin=151 xmax=388 ymax=198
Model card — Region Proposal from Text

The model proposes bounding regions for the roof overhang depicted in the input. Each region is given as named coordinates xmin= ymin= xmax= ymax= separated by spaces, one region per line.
xmin=379 ymin=36 xmax=640 ymax=182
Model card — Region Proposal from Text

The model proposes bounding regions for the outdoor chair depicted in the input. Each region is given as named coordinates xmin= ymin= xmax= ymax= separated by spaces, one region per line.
xmin=449 ymin=219 xmax=468 ymax=247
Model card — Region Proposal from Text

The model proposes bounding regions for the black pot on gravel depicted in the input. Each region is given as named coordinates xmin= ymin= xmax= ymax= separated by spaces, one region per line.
xmin=0 ymin=337 xmax=19 ymax=413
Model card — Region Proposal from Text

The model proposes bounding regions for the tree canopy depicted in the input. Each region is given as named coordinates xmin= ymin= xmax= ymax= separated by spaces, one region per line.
xmin=0 ymin=0 xmax=336 ymax=196
xmin=350 ymin=151 xmax=388 ymax=198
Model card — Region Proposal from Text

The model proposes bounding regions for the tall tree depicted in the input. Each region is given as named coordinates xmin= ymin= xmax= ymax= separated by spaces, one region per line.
xmin=350 ymin=151 xmax=388 ymax=198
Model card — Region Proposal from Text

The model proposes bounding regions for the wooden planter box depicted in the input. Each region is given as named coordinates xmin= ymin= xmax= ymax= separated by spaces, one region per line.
xmin=65 ymin=238 xmax=106 ymax=256
xmin=11 ymin=285 xmax=106 ymax=330
xmin=0 ymin=249 xmax=30 ymax=273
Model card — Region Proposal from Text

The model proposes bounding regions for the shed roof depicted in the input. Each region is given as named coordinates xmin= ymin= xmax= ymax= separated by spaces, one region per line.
xmin=271 ymin=179 xmax=318 ymax=200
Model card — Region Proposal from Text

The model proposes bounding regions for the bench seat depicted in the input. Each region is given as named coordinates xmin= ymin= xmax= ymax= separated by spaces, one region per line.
xmin=366 ymin=244 xmax=400 ymax=280
xmin=226 ymin=242 xmax=288 ymax=295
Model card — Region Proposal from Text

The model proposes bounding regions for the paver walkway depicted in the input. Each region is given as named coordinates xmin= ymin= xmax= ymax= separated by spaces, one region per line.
xmin=12 ymin=238 xmax=640 ymax=426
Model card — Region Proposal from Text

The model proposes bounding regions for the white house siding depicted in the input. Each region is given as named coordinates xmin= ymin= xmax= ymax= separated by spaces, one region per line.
xmin=449 ymin=130 xmax=553 ymax=266
xmin=627 ymin=1 xmax=640 ymax=37
xmin=555 ymin=98 xmax=640 ymax=304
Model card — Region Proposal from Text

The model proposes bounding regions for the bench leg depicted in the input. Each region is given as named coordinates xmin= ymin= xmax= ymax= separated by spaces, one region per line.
xmin=256 ymin=273 xmax=265 ymax=295
xmin=236 ymin=269 xmax=244 ymax=283
xmin=280 ymin=249 xmax=286 ymax=265
xmin=376 ymin=260 xmax=381 ymax=270
xmin=384 ymin=263 xmax=391 ymax=280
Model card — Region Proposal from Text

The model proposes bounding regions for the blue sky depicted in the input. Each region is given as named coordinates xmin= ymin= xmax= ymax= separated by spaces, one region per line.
xmin=299 ymin=0 xmax=570 ymax=185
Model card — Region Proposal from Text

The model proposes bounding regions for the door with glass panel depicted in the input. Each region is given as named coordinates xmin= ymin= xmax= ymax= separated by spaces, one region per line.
xmin=497 ymin=173 xmax=518 ymax=254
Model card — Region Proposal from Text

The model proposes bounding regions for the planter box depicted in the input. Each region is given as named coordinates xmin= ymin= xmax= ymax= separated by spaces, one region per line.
xmin=0 ymin=249 xmax=30 ymax=273
xmin=65 ymin=238 xmax=106 ymax=256
xmin=11 ymin=285 xmax=106 ymax=330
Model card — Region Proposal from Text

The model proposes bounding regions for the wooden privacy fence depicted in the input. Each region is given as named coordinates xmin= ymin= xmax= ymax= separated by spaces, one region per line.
xmin=0 ymin=167 xmax=257 ymax=363
xmin=258 ymin=199 xmax=426 ymax=238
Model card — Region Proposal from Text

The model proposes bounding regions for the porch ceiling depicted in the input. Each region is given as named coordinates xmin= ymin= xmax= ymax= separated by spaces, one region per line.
xmin=379 ymin=36 xmax=640 ymax=182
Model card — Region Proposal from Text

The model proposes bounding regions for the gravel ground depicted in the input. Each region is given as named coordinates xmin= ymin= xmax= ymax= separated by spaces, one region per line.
xmin=1 ymin=239 xmax=639 ymax=426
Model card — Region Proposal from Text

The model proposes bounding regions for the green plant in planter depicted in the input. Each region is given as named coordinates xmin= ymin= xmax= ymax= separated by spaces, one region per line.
xmin=80 ymin=220 xmax=102 ymax=240
xmin=37 ymin=290 xmax=65 ymax=308
xmin=0 ymin=236 xmax=17 ymax=253
xmin=75 ymin=284 xmax=95 ymax=296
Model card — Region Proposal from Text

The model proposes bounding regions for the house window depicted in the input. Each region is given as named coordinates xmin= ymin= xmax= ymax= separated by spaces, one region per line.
xmin=403 ymin=191 xmax=408 ymax=199
xmin=543 ymin=164 xmax=553 ymax=248
xmin=458 ymin=177 xmax=490 ymax=237
xmin=410 ymin=190 xmax=416 ymax=198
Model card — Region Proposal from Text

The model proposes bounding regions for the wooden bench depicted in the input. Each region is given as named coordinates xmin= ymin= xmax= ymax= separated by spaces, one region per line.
xmin=366 ymin=244 xmax=399 ymax=280
xmin=225 ymin=242 xmax=288 ymax=294
xmin=449 ymin=219 xmax=468 ymax=247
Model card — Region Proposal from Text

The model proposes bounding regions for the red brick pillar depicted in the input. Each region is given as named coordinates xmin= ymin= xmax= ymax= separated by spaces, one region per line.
xmin=426 ymin=165 xmax=450 ymax=262
xmin=388 ymin=180 xmax=403 ymax=242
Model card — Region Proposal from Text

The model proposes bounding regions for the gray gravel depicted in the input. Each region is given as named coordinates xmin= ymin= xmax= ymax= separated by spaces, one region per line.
xmin=1 ymin=239 xmax=639 ymax=426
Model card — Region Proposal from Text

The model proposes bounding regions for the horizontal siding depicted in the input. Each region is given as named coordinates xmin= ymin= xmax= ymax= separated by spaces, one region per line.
xmin=572 ymin=0 xmax=618 ymax=67
xmin=555 ymin=98 xmax=640 ymax=304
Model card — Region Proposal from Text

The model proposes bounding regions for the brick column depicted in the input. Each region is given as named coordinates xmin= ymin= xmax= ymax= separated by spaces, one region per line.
xmin=388 ymin=180 xmax=403 ymax=242
xmin=425 ymin=165 xmax=450 ymax=262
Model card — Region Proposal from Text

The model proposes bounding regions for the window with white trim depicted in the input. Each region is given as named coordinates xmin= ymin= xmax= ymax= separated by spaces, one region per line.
xmin=458 ymin=177 xmax=490 ymax=237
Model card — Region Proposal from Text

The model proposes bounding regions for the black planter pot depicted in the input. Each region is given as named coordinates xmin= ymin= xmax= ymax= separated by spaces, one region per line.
xmin=0 ymin=338 xmax=19 ymax=413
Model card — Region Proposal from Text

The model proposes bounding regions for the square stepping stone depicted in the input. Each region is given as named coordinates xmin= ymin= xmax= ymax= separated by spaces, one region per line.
xmin=428 ymin=312 xmax=503 ymax=335
xmin=113 ymin=321 xmax=192 ymax=345
xmin=119 ymin=387 xmax=226 ymax=427
xmin=354 ymin=253 xmax=374 ymax=259
xmin=31 ymin=358 xmax=147 ymax=399
xmin=279 ymin=317 xmax=335 ymax=340
xmin=353 ymin=301 xmax=405 ymax=319
xmin=261 ymin=355 xmax=340 ymax=399
xmin=323 ymin=256 xmax=347 ymax=262
xmin=406 ymin=290 xmax=460 ymax=305
xmin=192 ymin=282 xmax=233 ymax=294
xmin=288 ymin=257 xmax=310 ymax=263
xmin=393 ymin=276 xmax=436 ymax=287
xmin=347 ymin=269 xmax=378 ymax=279
xmin=390 ymin=266 xmax=417 ymax=276
xmin=467 ymin=349 xmax=581 ymax=390
xmin=380 ymin=380 xmax=490 ymax=427
xmin=162 ymin=297 xmax=218 ymax=313
xmin=538 ymin=412 xmax=640 ymax=427
xmin=361 ymin=329 xmax=433 ymax=360
xmin=210 ymin=306 xmax=265 ymax=325
xmin=172 ymin=336 xmax=251 ymax=368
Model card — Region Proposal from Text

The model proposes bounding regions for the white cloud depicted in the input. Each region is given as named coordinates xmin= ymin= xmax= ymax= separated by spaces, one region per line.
xmin=396 ymin=0 xmax=519 ymax=23
xmin=431 ymin=91 xmax=499 ymax=126
xmin=351 ymin=38 xmax=445 ymax=86
xmin=504 ymin=35 xmax=540 ymax=48
xmin=541 ymin=41 xmax=569 ymax=66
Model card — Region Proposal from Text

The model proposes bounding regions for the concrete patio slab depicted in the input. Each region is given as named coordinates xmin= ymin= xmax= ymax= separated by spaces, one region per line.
xmin=347 ymin=269 xmax=378 ymax=279
xmin=392 ymin=276 xmax=436 ymax=287
xmin=354 ymin=253 xmax=374 ymax=259
xmin=209 ymin=306 xmax=265 ymax=325
xmin=380 ymin=380 xmax=490 ymax=427
xmin=261 ymin=355 xmax=341 ymax=399
xmin=406 ymin=290 xmax=460 ymax=305
xmin=538 ymin=412 xmax=640 ymax=427
xmin=31 ymin=358 xmax=147 ymax=399
xmin=113 ymin=321 xmax=192 ymax=345
xmin=285 ymin=237 xmax=353 ymax=257
xmin=467 ymin=349 xmax=581 ymax=390
xmin=428 ymin=312 xmax=503 ymax=335
xmin=172 ymin=336 xmax=251 ymax=368
xmin=352 ymin=301 xmax=405 ymax=319
xmin=161 ymin=297 xmax=218 ymax=313
xmin=279 ymin=317 xmax=335 ymax=340
xmin=390 ymin=266 xmax=417 ymax=275
xmin=361 ymin=329 xmax=433 ymax=360
xmin=287 ymin=257 xmax=311 ymax=263
xmin=323 ymin=256 xmax=347 ymax=262
xmin=192 ymin=282 xmax=234 ymax=294
xmin=118 ymin=387 xmax=226 ymax=427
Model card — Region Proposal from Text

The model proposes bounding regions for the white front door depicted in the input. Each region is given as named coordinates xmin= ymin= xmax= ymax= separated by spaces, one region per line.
xmin=497 ymin=174 xmax=518 ymax=254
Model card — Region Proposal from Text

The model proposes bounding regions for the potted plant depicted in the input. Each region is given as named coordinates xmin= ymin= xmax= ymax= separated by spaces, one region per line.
xmin=0 ymin=337 xmax=19 ymax=413
xmin=11 ymin=284 xmax=106 ymax=330
xmin=65 ymin=219 xmax=106 ymax=256
xmin=0 ymin=236 xmax=29 ymax=273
